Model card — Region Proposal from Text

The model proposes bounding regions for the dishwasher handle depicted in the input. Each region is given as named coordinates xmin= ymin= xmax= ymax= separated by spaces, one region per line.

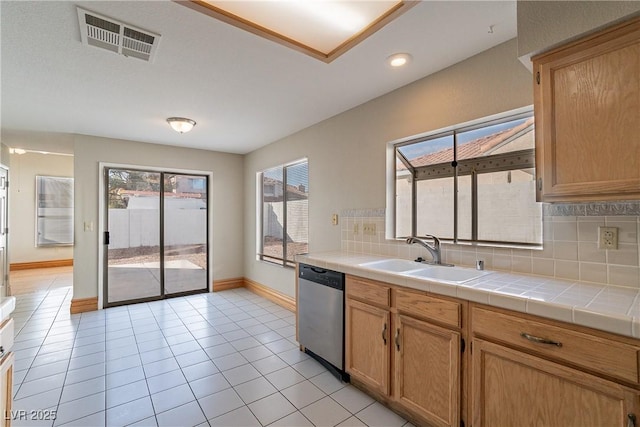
xmin=299 ymin=264 xmax=345 ymax=290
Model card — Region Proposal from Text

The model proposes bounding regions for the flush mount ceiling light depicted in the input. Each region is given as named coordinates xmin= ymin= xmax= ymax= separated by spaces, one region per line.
xmin=167 ymin=117 xmax=196 ymax=134
xmin=388 ymin=53 xmax=412 ymax=68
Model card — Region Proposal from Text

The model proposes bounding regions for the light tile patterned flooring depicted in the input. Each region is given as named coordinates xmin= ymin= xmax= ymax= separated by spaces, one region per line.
xmin=9 ymin=278 xmax=413 ymax=427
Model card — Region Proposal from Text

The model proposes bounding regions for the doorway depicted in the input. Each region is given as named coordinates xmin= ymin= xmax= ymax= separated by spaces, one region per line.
xmin=104 ymin=167 xmax=209 ymax=307
xmin=0 ymin=168 xmax=7 ymax=298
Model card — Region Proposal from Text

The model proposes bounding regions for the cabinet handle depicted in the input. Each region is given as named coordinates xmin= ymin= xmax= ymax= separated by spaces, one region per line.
xmin=395 ymin=329 xmax=400 ymax=351
xmin=537 ymin=178 xmax=542 ymax=191
xmin=628 ymin=413 xmax=637 ymax=427
xmin=520 ymin=332 xmax=562 ymax=347
xmin=382 ymin=323 xmax=387 ymax=345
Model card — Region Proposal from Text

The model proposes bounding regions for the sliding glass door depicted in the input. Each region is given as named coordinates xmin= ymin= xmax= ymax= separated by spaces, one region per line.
xmin=104 ymin=168 xmax=208 ymax=307
xmin=163 ymin=174 xmax=208 ymax=295
xmin=105 ymin=169 xmax=162 ymax=304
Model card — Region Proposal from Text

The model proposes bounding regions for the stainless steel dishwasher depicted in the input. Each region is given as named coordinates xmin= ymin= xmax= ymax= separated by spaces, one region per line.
xmin=298 ymin=263 xmax=348 ymax=380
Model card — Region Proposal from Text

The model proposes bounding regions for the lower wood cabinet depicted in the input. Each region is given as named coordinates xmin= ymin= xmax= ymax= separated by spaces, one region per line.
xmin=0 ymin=317 xmax=14 ymax=427
xmin=345 ymin=275 xmax=463 ymax=427
xmin=342 ymin=274 xmax=640 ymax=427
xmin=471 ymin=305 xmax=640 ymax=427
xmin=394 ymin=314 xmax=460 ymax=427
xmin=472 ymin=339 xmax=640 ymax=427
xmin=345 ymin=297 xmax=390 ymax=395
xmin=0 ymin=353 xmax=13 ymax=427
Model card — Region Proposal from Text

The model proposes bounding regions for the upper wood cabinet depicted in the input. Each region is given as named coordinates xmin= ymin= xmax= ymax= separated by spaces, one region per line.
xmin=533 ymin=17 xmax=640 ymax=202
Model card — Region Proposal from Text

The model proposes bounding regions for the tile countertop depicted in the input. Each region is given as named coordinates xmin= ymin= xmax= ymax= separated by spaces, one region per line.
xmin=0 ymin=296 xmax=15 ymax=324
xmin=296 ymin=251 xmax=640 ymax=340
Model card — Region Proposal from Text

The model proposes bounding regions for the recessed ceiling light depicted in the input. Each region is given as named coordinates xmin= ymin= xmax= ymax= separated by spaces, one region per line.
xmin=388 ymin=53 xmax=412 ymax=68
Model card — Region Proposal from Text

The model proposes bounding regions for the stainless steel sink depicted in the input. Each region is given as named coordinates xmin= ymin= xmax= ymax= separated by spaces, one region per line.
xmin=402 ymin=265 xmax=493 ymax=284
xmin=358 ymin=259 xmax=424 ymax=273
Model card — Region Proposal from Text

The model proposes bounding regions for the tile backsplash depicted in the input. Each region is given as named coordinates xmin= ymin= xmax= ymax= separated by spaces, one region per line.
xmin=340 ymin=204 xmax=640 ymax=289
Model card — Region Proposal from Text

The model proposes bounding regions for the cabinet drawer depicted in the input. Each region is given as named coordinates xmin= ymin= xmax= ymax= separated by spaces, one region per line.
xmin=346 ymin=276 xmax=390 ymax=308
xmin=0 ymin=318 xmax=13 ymax=355
xmin=396 ymin=289 xmax=461 ymax=329
xmin=472 ymin=306 xmax=640 ymax=384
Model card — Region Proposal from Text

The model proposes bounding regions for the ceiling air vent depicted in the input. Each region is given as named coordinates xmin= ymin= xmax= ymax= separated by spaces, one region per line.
xmin=77 ymin=7 xmax=161 ymax=62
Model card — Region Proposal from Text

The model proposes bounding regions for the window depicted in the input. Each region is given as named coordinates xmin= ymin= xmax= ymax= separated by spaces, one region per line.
xmin=36 ymin=176 xmax=74 ymax=246
xmin=259 ymin=159 xmax=309 ymax=266
xmin=393 ymin=110 xmax=542 ymax=246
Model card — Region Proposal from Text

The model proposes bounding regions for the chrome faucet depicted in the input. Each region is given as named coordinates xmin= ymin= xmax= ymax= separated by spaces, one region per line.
xmin=406 ymin=235 xmax=451 ymax=266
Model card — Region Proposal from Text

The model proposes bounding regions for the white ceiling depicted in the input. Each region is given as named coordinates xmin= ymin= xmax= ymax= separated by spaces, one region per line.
xmin=1 ymin=1 xmax=517 ymax=155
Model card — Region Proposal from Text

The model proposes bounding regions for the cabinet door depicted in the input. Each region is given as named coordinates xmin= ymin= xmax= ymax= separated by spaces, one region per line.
xmin=345 ymin=298 xmax=390 ymax=395
xmin=0 ymin=352 xmax=13 ymax=427
xmin=394 ymin=315 xmax=460 ymax=427
xmin=472 ymin=339 xmax=640 ymax=427
xmin=534 ymin=18 xmax=640 ymax=202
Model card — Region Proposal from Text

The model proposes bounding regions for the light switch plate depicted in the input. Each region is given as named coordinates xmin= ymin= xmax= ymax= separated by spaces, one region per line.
xmin=363 ymin=223 xmax=377 ymax=236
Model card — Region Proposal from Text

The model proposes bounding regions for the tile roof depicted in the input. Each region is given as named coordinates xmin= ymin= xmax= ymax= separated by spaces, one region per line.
xmin=405 ymin=117 xmax=534 ymax=168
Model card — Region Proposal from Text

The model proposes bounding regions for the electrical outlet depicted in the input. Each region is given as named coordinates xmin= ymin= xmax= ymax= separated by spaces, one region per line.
xmin=363 ymin=223 xmax=377 ymax=236
xmin=331 ymin=214 xmax=339 ymax=226
xmin=598 ymin=226 xmax=618 ymax=249
xmin=353 ymin=223 xmax=359 ymax=235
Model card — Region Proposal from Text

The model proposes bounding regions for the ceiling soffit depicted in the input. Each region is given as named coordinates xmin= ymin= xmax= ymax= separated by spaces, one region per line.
xmin=175 ymin=0 xmax=418 ymax=63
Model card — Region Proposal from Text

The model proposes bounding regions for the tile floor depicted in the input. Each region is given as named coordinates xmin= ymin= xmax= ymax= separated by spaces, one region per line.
xmin=10 ymin=283 xmax=413 ymax=427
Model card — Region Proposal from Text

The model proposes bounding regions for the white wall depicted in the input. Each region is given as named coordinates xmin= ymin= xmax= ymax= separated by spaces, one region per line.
xmin=108 ymin=209 xmax=206 ymax=249
xmin=73 ymin=135 xmax=244 ymax=299
xmin=9 ymin=152 xmax=74 ymax=263
xmin=264 ymin=200 xmax=308 ymax=243
xmin=517 ymin=1 xmax=640 ymax=64
xmin=244 ymin=39 xmax=534 ymax=297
